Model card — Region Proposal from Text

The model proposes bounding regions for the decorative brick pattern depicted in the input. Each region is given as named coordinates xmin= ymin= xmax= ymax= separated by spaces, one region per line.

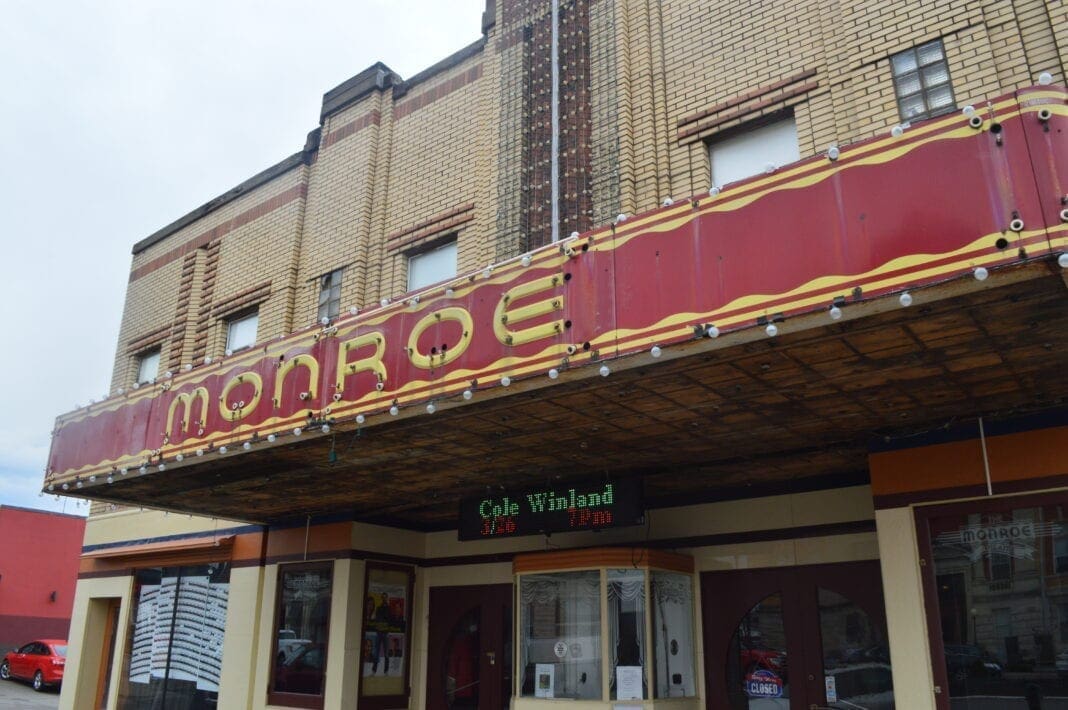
xmin=394 ymin=66 xmax=484 ymax=119
xmin=386 ymin=204 xmax=475 ymax=254
xmin=166 ymin=252 xmax=200 ymax=371
xmin=191 ymin=241 xmax=222 ymax=364
xmin=518 ymin=0 xmax=594 ymax=249
xmin=321 ymin=110 xmax=381 ymax=149
xmin=129 ymin=183 xmax=307 ymax=283
xmin=124 ymin=325 xmax=170 ymax=356
xmin=209 ymin=281 xmax=271 ymax=319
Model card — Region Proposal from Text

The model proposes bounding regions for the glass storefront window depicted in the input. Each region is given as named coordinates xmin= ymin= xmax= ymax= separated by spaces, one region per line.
xmin=651 ymin=571 xmax=696 ymax=698
xmin=116 ymin=563 xmax=230 ymax=710
xmin=270 ymin=562 xmax=333 ymax=704
xmin=926 ymin=500 xmax=1068 ymax=707
xmin=608 ymin=569 xmax=646 ymax=700
xmin=520 ymin=571 xmax=602 ymax=699
xmin=517 ymin=558 xmax=697 ymax=702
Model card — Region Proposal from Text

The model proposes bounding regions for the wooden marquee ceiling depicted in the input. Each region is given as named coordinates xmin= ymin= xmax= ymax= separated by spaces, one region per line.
xmin=87 ymin=264 xmax=1068 ymax=528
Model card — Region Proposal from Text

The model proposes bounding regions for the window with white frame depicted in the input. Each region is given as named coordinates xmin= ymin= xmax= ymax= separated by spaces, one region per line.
xmin=225 ymin=311 xmax=258 ymax=353
xmin=890 ymin=39 xmax=955 ymax=122
xmin=136 ymin=348 xmax=161 ymax=384
xmin=317 ymin=268 xmax=343 ymax=322
xmin=408 ymin=239 xmax=457 ymax=292
xmin=708 ymin=116 xmax=800 ymax=188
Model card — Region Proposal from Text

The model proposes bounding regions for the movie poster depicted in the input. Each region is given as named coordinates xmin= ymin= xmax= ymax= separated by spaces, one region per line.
xmin=361 ymin=566 xmax=411 ymax=697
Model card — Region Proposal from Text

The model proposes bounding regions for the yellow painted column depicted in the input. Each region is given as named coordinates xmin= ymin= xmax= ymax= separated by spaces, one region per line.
xmin=216 ymin=565 xmax=265 ymax=709
xmin=332 ymin=558 xmax=366 ymax=708
xmin=876 ymin=506 xmax=937 ymax=710
xmin=59 ymin=576 xmax=133 ymax=710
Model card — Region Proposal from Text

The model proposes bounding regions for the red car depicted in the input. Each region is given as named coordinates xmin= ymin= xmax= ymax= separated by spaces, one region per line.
xmin=0 ymin=639 xmax=67 ymax=691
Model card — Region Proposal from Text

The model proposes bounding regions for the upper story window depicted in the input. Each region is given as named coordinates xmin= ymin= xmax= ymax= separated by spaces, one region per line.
xmin=226 ymin=311 xmax=258 ymax=354
xmin=136 ymin=348 xmax=161 ymax=384
xmin=408 ymin=239 xmax=457 ymax=292
xmin=709 ymin=116 xmax=800 ymax=188
xmin=891 ymin=39 xmax=955 ymax=121
xmin=317 ymin=269 xmax=343 ymax=322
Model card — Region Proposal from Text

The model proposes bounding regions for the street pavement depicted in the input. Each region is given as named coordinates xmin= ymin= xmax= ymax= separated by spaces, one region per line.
xmin=0 ymin=678 xmax=60 ymax=709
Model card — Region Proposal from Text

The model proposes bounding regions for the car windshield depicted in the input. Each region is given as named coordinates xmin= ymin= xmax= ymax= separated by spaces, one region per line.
xmin=53 ymin=645 xmax=67 ymax=656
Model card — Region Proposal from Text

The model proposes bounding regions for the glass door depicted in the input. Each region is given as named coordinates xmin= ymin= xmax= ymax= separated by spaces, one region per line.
xmin=702 ymin=561 xmax=894 ymax=710
xmin=917 ymin=495 xmax=1068 ymax=710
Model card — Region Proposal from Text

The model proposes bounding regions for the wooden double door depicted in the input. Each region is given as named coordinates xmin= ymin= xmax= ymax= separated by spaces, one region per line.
xmin=702 ymin=561 xmax=894 ymax=710
xmin=427 ymin=584 xmax=513 ymax=710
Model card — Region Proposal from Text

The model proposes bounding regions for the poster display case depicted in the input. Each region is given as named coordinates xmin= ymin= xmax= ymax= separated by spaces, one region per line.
xmin=359 ymin=562 xmax=415 ymax=710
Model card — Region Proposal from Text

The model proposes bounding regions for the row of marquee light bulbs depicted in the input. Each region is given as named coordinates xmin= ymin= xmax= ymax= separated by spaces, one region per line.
xmin=50 ymin=74 xmax=1068 ymax=497
xmin=51 ymin=242 xmax=1068 ymax=500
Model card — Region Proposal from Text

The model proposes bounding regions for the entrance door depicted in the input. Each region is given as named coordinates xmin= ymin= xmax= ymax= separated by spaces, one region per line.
xmin=702 ymin=561 xmax=894 ymax=710
xmin=427 ymin=584 xmax=512 ymax=710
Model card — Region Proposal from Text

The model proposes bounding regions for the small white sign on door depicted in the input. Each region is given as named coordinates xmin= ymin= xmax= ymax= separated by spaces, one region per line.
xmin=825 ymin=675 xmax=838 ymax=703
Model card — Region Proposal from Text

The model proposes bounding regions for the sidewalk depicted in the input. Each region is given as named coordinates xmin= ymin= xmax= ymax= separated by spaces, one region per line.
xmin=0 ymin=678 xmax=60 ymax=709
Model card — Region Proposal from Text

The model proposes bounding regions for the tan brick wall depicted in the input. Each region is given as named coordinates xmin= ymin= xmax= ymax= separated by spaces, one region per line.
xmin=647 ymin=0 xmax=1065 ymax=201
xmin=376 ymin=57 xmax=489 ymax=298
xmin=111 ymin=166 xmax=307 ymax=390
xmin=111 ymin=258 xmax=183 ymax=389
xmin=298 ymin=94 xmax=385 ymax=322
xmin=109 ymin=0 xmax=1066 ymax=393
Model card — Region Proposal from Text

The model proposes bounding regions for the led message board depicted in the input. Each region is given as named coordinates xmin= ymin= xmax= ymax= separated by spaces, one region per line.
xmin=458 ymin=477 xmax=644 ymax=540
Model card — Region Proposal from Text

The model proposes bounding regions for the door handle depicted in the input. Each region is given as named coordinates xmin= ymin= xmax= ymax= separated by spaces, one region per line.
xmin=486 ymin=651 xmax=496 ymax=666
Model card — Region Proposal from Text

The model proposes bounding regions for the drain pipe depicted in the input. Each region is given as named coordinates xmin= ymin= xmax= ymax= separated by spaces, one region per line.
xmin=978 ymin=417 xmax=993 ymax=496
xmin=304 ymin=514 xmax=311 ymax=560
xmin=550 ymin=0 xmax=560 ymax=243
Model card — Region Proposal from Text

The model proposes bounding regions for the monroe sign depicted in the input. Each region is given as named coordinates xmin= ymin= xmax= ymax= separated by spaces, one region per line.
xmin=45 ymin=86 xmax=1066 ymax=488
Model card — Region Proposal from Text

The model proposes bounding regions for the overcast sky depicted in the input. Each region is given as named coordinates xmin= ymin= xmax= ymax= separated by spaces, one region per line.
xmin=0 ymin=0 xmax=486 ymax=515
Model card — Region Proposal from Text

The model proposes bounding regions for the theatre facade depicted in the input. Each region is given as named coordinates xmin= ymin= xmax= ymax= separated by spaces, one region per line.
xmin=47 ymin=1 xmax=1067 ymax=709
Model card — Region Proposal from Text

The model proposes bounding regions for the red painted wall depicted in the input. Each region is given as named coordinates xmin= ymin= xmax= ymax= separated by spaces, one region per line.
xmin=0 ymin=505 xmax=85 ymax=649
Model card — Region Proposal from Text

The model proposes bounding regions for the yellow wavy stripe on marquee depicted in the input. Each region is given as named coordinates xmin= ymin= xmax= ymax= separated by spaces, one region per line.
xmin=603 ymin=116 xmax=1029 ymax=255
xmin=1022 ymin=104 xmax=1068 ymax=117
xmin=592 ymin=230 xmax=1050 ymax=350
xmin=613 ymin=97 xmax=1026 ymax=239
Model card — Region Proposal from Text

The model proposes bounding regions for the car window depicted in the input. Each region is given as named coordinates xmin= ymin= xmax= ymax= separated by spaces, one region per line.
xmin=17 ymin=643 xmax=35 ymax=654
xmin=53 ymin=645 xmax=68 ymax=656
